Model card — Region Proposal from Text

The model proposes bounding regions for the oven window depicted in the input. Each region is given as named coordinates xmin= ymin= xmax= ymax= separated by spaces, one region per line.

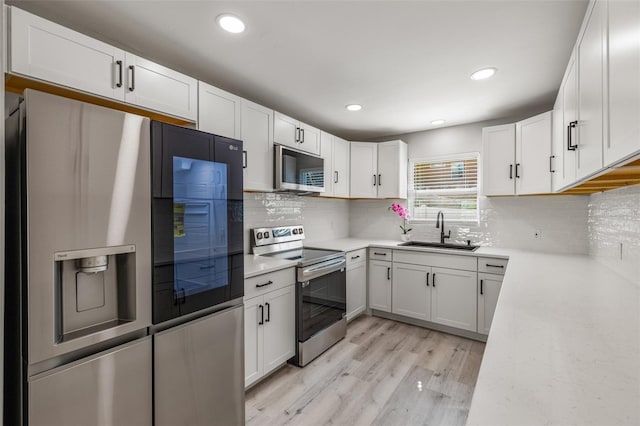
xmin=300 ymin=269 xmax=346 ymax=342
xmin=173 ymin=156 xmax=228 ymax=296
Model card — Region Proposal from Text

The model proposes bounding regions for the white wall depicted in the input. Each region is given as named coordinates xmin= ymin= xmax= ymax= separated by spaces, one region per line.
xmin=243 ymin=193 xmax=349 ymax=254
xmin=588 ymin=184 xmax=640 ymax=284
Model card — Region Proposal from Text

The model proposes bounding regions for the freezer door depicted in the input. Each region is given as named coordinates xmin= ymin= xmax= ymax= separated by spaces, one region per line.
xmin=28 ymin=338 xmax=152 ymax=426
xmin=154 ymin=304 xmax=245 ymax=426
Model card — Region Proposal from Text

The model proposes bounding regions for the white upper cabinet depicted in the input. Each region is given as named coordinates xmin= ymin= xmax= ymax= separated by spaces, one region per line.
xmin=606 ymin=0 xmax=640 ymax=166
xmin=350 ymin=140 xmax=407 ymax=199
xmin=560 ymin=52 xmax=579 ymax=188
xmin=319 ymin=132 xmax=335 ymax=197
xmin=241 ymin=99 xmax=274 ymax=192
xmin=124 ymin=53 xmax=198 ymax=121
xmin=333 ymin=137 xmax=351 ymax=198
xmin=482 ymin=124 xmax=516 ymax=196
xmin=515 ymin=111 xmax=552 ymax=194
xmin=198 ymin=81 xmax=241 ymax=139
xmin=8 ymin=6 xmax=197 ymax=122
xmin=9 ymin=7 xmax=125 ymax=100
xmin=273 ymin=112 xmax=320 ymax=155
xmin=483 ymin=113 xmax=552 ymax=196
xmin=575 ymin=0 xmax=606 ymax=180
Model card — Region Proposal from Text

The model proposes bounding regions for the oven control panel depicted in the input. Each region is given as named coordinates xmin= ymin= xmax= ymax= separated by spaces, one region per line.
xmin=251 ymin=225 xmax=305 ymax=247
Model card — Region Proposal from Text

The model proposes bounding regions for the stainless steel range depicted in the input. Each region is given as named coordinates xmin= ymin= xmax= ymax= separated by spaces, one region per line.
xmin=252 ymin=225 xmax=347 ymax=366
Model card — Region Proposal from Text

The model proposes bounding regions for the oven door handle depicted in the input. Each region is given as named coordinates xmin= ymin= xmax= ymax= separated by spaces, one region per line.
xmin=299 ymin=258 xmax=346 ymax=280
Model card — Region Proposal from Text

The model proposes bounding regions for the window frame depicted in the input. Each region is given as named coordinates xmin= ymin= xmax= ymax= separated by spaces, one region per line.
xmin=407 ymin=152 xmax=480 ymax=225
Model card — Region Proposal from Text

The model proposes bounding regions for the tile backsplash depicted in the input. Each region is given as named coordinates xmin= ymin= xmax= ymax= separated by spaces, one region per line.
xmin=243 ymin=193 xmax=350 ymax=253
xmin=350 ymin=195 xmax=590 ymax=254
xmin=588 ymin=184 xmax=640 ymax=284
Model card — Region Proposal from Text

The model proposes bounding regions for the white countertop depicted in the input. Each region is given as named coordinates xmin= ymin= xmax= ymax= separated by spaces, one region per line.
xmin=466 ymin=250 xmax=640 ymax=426
xmin=243 ymin=254 xmax=297 ymax=278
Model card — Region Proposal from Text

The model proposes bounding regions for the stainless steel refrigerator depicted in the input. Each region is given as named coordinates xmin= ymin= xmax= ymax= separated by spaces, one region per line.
xmin=4 ymin=89 xmax=153 ymax=425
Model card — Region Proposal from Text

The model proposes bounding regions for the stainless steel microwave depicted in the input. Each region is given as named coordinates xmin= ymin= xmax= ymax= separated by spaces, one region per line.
xmin=274 ymin=144 xmax=325 ymax=194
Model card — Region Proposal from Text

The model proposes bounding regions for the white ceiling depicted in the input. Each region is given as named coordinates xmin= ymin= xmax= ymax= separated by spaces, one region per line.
xmin=9 ymin=0 xmax=588 ymax=140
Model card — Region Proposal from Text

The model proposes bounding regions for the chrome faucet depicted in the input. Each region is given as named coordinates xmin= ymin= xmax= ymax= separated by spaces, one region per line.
xmin=436 ymin=211 xmax=451 ymax=244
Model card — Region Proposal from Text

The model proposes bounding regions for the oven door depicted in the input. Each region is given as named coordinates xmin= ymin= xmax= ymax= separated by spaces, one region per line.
xmin=297 ymin=267 xmax=346 ymax=343
xmin=151 ymin=122 xmax=244 ymax=324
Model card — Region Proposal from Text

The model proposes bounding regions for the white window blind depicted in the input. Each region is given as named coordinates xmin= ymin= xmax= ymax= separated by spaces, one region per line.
xmin=409 ymin=153 xmax=479 ymax=223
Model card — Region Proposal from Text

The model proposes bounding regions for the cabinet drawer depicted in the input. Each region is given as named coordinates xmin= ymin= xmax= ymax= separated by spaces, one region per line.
xmin=244 ymin=267 xmax=296 ymax=300
xmin=369 ymin=248 xmax=392 ymax=261
xmin=393 ymin=250 xmax=477 ymax=272
xmin=346 ymin=249 xmax=366 ymax=267
xmin=477 ymin=257 xmax=509 ymax=275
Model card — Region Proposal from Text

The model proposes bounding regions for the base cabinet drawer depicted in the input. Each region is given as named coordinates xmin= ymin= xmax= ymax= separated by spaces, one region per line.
xmin=245 ymin=267 xmax=295 ymax=300
xmin=369 ymin=248 xmax=392 ymax=261
xmin=477 ymin=257 xmax=508 ymax=275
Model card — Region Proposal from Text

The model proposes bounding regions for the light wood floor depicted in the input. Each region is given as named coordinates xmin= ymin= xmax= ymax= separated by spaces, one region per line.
xmin=246 ymin=315 xmax=485 ymax=426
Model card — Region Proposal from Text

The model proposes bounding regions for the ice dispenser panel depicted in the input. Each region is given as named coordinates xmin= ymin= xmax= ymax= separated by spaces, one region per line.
xmin=54 ymin=246 xmax=137 ymax=343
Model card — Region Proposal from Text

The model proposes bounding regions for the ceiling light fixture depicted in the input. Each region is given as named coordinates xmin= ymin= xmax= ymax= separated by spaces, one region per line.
xmin=217 ymin=14 xmax=246 ymax=33
xmin=470 ymin=67 xmax=497 ymax=80
xmin=431 ymin=119 xmax=445 ymax=125
xmin=346 ymin=104 xmax=362 ymax=111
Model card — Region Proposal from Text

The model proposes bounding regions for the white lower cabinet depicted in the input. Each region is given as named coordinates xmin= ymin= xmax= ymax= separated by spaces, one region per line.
xmin=244 ymin=270 xmax=295 ymax=388
xmin=430 ymin=267 xmax=477 ymax=332
xmin=392 ymin=262 xmax=430 ymax=321
xmin=346 ymin=249 xmax=367 ymax=320
xmin=478 ymin=273 xmax=504 ymax=335
xmin=368 ymin=259 xmax=392 ymax=312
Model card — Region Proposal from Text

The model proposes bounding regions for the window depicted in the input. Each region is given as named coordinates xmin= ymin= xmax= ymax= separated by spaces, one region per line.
xmin=408 ymin=153 xmax=479 ymax=223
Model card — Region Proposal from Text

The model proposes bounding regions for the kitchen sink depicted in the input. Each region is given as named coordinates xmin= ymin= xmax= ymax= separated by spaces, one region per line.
xmin=398 ymin=241 xmax=480 ymax=251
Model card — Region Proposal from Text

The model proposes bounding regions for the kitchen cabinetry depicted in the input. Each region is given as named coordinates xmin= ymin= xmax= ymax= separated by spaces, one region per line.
xmin=244 ymin=268 xmax=295 ymax=388
xmin=319 ymin=133 xmax=351 ymax=198
xmin=198 ymin=81 xmax=241 ymax=139
xmin=482 ymin=112 xmax=552 ymax=196
xmin=391 ymin=250 xmax=477 ymax=332
xmin=273 ymin=111 xmax=320 ymax=155
xmin=350 ymin=140 xmax=407 ymax=199
xmin=346 ymin=249 xmax=367 ymax=320
xmin=605 ymin=0 xmax=640 ymax=167
xmin=241 ymin=99 xmax=274 ymax=192
xmin=8 ymin=6 xmax=198 ymax=121
xmin=368 ymin=248 xmax=392 ymax=312
xmin=477 ymin=256 xmax=507 ymax=334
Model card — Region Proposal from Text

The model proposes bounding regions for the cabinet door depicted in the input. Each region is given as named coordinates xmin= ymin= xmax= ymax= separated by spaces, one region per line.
xmin=576 ymin=0 xmax=605 ymax=180
xmin=606 ymin=0 xmax=640 ymax=166
xmin=430 ymin=267 xmax=477 ymax=332
xmin=551 ymin=92 xmax=565 ymax=192
xmin=368 ymin=260 xmax=392 ymax=312
xmin=9 ymin=7 xmax=125 ymax=101
xmin=377 ymin=140 xmax=407 ymax=199
xmin=333 ymin=137 xmax=351 ymax=198
xmin=319 ymin=132 xmax=334 ymax=197
xmin=481 ymin=124 xmax=515 ymax=196
xmin=263 ymin=285 xmax=296 ymax=375
xmin=391 ymin=263 xmax=430 ymax=321
xmin=478 ymin=273 xmax=503 ymax=335
xmin=241 ymin=99 xmax=274 ymax=192
xmin=198 ymin=81 xmax=241 ymax=139
xmin=562 ymin=53 xmax=578 ymax=185
xmin=515 ymin=111 xmax=552 ymax=194
xmin=244 ymin=296 xmax=264 ymax=388
xmin=124 ymin=53 xmax=198 ymax=121
xmin=346 ymin=261 xmax=367 ymax=321
xmin=155 ymin=305 xmax=245 ymax=426
xmin=299 ymin=122 xmax=321 ymax=155
xmin=273 ymin=111 xmax=299 ymax=149
xmin=350 ymin=142 xmax=378 ymax=198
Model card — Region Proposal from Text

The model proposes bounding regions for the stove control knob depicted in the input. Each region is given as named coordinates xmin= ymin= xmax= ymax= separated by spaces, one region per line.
xmin=292 ymin=229 xmax=298 ymax=235
xmin=256 ymin=232 xmax=263 ymax=240
xmin=299 ymin=228 xmax=304 ymax=234
xmin=264 ymin=231 xmax=270 ymax=238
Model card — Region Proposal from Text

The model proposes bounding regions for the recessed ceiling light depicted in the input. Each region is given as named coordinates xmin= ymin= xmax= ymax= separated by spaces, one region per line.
xmin=346 ymin=104 xmax=362 ymax=111
xmin=217 ymin=14 xmax=245 ymax=33
xmin=431 ymin=119 xmax=445 ymax=125
xmin=470 ymin=67 xmax=497 ymax=80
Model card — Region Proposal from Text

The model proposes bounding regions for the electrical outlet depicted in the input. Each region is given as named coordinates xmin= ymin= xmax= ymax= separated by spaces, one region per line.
xmin=534 ymin=230 xmax=542 ymax=239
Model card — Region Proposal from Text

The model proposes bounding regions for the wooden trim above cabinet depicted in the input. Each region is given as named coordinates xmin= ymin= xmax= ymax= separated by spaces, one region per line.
xmin=562 ymin=158 xmax=640 ymax=194
xmin=5 ymin=74 xmax=194 ymax=126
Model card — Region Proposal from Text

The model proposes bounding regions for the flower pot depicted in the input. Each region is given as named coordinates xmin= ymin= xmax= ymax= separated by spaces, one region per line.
xmin=400 ymin=234 xmax=411 ymax=242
